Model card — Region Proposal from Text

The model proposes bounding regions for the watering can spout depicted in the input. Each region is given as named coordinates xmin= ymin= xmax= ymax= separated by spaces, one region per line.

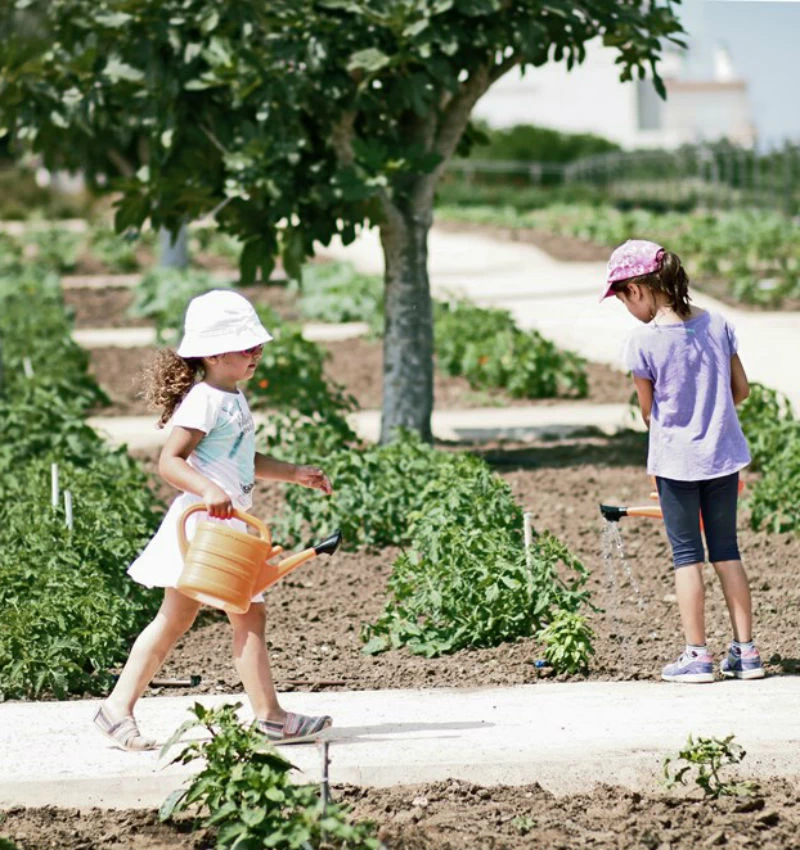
xmin=600 ymin=504 xmax=627 ymax=523
xmin=253 ymin=529 xmax=343 ymax=596
xmin=314 ymin=530 xmax=342 ymax=556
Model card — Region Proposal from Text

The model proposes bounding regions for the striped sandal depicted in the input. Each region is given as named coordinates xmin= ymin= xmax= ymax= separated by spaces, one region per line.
xmin=257 ymin=711 xmax=332 ymax=744
xmin=93 ymin=704 xmax=157 ymax=752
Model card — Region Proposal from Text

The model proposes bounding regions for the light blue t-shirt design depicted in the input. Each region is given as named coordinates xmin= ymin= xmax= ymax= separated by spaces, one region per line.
xmin=171 ymin=382 xmax=257 ymax=508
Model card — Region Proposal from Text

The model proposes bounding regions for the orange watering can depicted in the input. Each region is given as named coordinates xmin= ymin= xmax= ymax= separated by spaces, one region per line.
xmin=176 ymin=503 xmax=342 ymax=614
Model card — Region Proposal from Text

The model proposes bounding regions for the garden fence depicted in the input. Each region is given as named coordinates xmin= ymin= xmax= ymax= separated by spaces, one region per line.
xmin=449 ymin=141 xmax=800 ymax=216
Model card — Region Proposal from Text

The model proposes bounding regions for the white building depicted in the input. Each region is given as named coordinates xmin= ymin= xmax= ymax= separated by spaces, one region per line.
xmin=473 ymin=1 xmax=756 ymax=150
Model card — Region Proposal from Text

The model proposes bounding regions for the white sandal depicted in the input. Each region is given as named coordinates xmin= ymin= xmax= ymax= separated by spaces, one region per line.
xmin=93 ymin=704 xmax=157 ymax=751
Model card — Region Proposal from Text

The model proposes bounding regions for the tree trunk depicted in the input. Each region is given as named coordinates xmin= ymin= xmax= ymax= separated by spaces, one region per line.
xmin=379 ymin=199 xmax=434 ymax=444
xmin=159 ymin=223 xmax=189 ymax=269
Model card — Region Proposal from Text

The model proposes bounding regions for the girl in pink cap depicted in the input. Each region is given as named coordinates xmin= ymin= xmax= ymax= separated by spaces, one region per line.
xmin=93 ymin=290 xmax=335 ymax=749
xmin=602 ymin=240 xmax=763 ymax=684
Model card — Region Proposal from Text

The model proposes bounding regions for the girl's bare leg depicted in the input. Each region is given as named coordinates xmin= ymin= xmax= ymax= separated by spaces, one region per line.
xmin=104 ymin=588 xmax=201 ymax=719
xmin=712 ymin=559 xmax=753 ymax=642
xmin=674 ymin=562 xmax=706 ymax=646
xmin=227 ymin=601 xmax=285 ymax=723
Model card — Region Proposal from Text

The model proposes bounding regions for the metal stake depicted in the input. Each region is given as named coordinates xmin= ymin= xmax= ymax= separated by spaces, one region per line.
xmin=51 ymin=463 xmax=60 ymax=510
xmin=64 ymin=490 xmax=73 ymax=530
xmin=523 ymin=511 xmax=533 ymax=569
xmin=319 ymin=739 xmax=330 ymax=811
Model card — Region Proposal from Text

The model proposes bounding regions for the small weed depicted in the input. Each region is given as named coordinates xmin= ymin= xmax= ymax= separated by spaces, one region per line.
xmin=663 ymin=734 xmax=759 ymax=799
xmin=511 ymin=815 xmax=536 ymax=835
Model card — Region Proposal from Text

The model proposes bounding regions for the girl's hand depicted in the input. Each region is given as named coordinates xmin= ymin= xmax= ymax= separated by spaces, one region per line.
xmin=294 ymin=465 xmax=333 ymax=495
xmin=203 ymin=484 xmax=233 ymax=518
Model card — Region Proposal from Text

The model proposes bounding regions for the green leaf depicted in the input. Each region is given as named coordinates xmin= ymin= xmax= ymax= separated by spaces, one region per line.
xmin=102 ymin=57 xmax=144 ymax=84
xmin=95 ymin=12 xmax=133 ymax=27
xmin=347 ymin=48 xmax=390 ymax=73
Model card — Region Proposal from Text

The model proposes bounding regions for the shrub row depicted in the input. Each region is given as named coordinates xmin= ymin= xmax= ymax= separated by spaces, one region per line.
xmin=0 ymin=271 xmax=161 ymax=699
xmin=266 ymin=426 xmax=594 ymax=670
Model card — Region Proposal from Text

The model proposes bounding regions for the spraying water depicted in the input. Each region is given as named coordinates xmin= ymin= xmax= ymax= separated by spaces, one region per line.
xmin=600 ymin=519 xmax=644 ymax=647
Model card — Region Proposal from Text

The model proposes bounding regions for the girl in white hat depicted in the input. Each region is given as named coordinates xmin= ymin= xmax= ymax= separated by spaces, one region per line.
xmin=93 ymin=290 xmax=334 ymax=749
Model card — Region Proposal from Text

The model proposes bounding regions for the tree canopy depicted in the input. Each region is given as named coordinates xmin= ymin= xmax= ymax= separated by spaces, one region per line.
xmin=0 ymin=0 xmax=685 ymax=439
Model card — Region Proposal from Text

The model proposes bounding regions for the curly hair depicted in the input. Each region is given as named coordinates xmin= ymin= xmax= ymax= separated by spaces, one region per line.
xmin=611 ymin=250 xmax=692 ymax=317
xmin=143 ymin=349 xmax=203 ymax=428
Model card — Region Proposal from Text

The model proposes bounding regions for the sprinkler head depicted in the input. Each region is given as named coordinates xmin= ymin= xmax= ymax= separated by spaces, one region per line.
xmin=600 ymin=504 xmax=627 ymax=523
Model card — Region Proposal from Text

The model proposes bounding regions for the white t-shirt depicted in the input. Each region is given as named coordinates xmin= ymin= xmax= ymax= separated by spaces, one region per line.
xmin=171 ymin=382 xmax=257 ymax=509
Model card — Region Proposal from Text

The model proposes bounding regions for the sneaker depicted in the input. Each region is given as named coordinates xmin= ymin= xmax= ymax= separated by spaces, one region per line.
xmin=661 ymin=650 xmax=714 ymax=683
xmin=721 ymin=644 xmax=765 ymax=680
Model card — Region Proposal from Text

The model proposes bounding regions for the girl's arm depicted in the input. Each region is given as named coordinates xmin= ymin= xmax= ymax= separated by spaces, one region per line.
xmin=633 ymin=376 xmax=654 ymax=429
xmin=730 ymin=354 xmax=750 ymax=405
xmin=255 ymin=452 xmax=333 ymax=495
xmin=159 ymin=426 xmax=234 ymax=518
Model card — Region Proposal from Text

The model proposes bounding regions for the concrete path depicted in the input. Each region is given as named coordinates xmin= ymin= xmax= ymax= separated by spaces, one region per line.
xmin=319 ymin=226 xmax=800 ymax=413
xmin=73 ymin=321 xmax=371 ymax=348
xmin=89 ymin=403 xmax=641 ymax=452
xmin=2 ymin=678 xmax=799 ymax=809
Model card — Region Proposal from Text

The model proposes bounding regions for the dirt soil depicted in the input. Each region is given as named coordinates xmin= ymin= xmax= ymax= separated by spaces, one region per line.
xmin=127 ymin=432 xmax=799 ymax=696
xmin=3 ymin=778 xmax=799 ymax=849
xmin=64 ymin=283 xmax=301 ymax=329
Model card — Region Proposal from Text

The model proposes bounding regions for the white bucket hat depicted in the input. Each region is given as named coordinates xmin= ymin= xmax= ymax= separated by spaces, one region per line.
xmin=176 ymin=289 xmax=273 ymax=358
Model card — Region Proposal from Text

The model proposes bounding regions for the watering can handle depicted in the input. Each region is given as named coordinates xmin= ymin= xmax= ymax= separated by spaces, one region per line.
xmin=177 ymin=503 xmax=273 ymax=559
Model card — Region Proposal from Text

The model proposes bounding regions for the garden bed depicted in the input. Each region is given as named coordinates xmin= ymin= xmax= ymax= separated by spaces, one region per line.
xmin=3 ymin=774 xmax=799 ymax=850
xmin=117 ymin=431 xmax=800 ymax=698
xmin=88 ymin=339 xmax=632 ymax=416
xmin=437 ymin=217 xmax=789 ymax=312
xmin=64 ymin=283 xmax=300 ymax=328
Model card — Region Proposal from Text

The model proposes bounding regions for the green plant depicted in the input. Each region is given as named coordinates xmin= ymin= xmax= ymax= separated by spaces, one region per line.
xmin=748 ymin=423 xmax=800 ymax=535
xmin=249 ymin=315 xmax=358 ymax=441
xmin=88 ymin=226 xmax=145 ymax=272
xmin=435 ymin=300 xmax=588 ymax=399
xmin=294 ymin=261 xmax=383 ymax=330
xmin=663 ymin=734 xmax=758 ymax=799
xmin=20 ymin=226 xmax=83 ymax=272
xmin=538 ymin=610 xmax=595 ymax=674
xmin=511 ymin=815 xmax=536 ymax=836
xmin=738 ymin=383 xmax=795 ymax=471
xmin=738 ymin=383 xmax=800 ymax=535
xmin=361 ymin=451 xmax=592 ymax=661
xmin=160 ymin=703 xmax=378 ymax=850
xmin=0 ymin=270 xmax=163 ymax=699
xmin=267 ymin=429 xmax=437 ymax=550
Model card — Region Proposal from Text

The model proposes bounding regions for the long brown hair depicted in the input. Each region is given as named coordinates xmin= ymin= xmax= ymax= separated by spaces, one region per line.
xmin=143 ymin=349 xmax=203 ymax=428
xmin=611 ymin=250 xmax=692 ymax=317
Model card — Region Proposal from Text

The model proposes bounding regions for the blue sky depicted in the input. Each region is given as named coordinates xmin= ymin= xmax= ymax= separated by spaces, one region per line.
xmin=690 ymin=0 xmax=800 ymax=145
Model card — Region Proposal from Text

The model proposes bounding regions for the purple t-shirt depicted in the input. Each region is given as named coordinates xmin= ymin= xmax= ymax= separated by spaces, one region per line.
xmin=623 ymin=310 xmax=751 ymax=481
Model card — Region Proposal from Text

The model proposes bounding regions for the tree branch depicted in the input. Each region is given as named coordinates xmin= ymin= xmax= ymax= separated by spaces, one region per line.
xmin=433 ymin=63 xmax=491 ymax=163
xmin=489 ymin=52 xmax=521 ymax=85
xmin=330 ymin=109 xmax=356 ymax=167
xmin=107 ymin=148 xmax=134 ymax=178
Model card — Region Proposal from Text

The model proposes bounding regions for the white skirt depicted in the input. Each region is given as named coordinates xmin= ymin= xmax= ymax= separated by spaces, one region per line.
xmin=128 ymin=492 xmax=265 ymax=603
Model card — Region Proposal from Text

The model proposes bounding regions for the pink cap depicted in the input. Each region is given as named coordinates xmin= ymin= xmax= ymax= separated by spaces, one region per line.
xmin=600 ymin=239 xmax=665 ymax=301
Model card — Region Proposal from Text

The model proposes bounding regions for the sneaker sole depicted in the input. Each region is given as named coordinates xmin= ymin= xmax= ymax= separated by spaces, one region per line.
xmin=661 ymin=672 xmax=715 ymax=683
xmin=721 ymin=668 xmax=765 ymax=680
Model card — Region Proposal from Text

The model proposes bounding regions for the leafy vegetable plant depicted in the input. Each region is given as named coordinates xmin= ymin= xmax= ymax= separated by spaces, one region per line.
xmin=663 ymin=734 xmax=758 ymax=799
xmin=160 ymin=703 xmax=378 ymax=850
